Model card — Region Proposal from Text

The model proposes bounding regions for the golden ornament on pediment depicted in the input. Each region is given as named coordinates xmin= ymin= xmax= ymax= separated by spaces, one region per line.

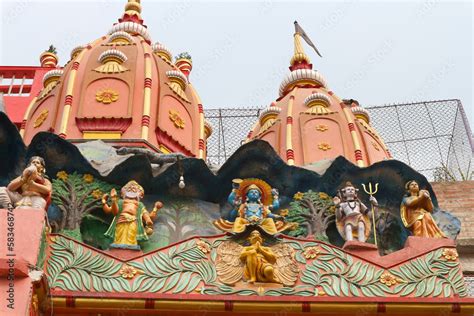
xmin=96 ymin=89 xmax=119 ymax=104
xmin=169 ymin=109 xmax=185 ymax=129
xmin=33 ymin=109 xmax=49 ymax=128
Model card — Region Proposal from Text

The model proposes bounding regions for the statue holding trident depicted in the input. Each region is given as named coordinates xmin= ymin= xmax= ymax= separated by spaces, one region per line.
xmin=362 ymin=182 xmax=379 ymax=247
xmin=333 ymin=182 xmax=378 ymax=243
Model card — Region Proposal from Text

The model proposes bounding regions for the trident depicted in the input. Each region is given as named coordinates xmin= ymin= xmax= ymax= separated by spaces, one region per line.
xmin=362 ymin=182 xmax=379 ymax=247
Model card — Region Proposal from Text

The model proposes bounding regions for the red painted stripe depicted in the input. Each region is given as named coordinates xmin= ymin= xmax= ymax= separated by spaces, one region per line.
xmin=144 ymin=53 xmax=151 ymax=58
xmin=141 ymin=115 xmax=150 ymax=126
xmin=65 ymin=296 xmax=75 ymax=307
xmin=144 ymin=78 xmax=152 ymax=88
xmin=286 ymin=149 xmax=295 ymax=160
xmin=72 ymin=62 xmax=80 ymax=70
xmin=198 ymin=104 xmax=203 ymax=113
xmin=199 ymin=139 xmax=205 ymax=150
xmin=355 ymin=149 xmax=363 ymax=160
xmin=452 ymin=303 xmax=461 ymax=313
xmin=145 ymin=298 xmax=154 ymax=309
xmin=302 ymin=302 xmax=310 ymax=312
xmin=20 ymin=120 xmax=26 ymax=129
xmin=348 ymin=123 xmax=355 ymax=132
xmin=377 ymin=302 xmax=386 ymax=313
xmin=287 ymin=116 xmax=293 ymax=124
xmin=224 ymin=301 xmax=233 ymax=311
xmin=58 ymin=133 xmax=66 ymax=139
xmin=64 ymin=95 xmax=73 ymax=106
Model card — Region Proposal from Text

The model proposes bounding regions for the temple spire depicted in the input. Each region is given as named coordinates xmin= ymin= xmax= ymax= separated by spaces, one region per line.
xmin=120 ymin=0 xmax=143 ymax=24
xmin=290 ymin=21 xmax=322 ymax=71
xmin=290 ymin=32 xmax=311 ymax=69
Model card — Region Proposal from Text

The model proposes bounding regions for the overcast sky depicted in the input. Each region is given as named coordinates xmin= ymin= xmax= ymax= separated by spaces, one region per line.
xmin=0 ymin=0 xmax=472 ymax=130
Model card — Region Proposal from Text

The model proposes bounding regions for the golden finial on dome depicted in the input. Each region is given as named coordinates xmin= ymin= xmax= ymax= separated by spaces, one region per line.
xmin=122 ymin=0 xmax=142 ymax=21
xmin=290 ymin=22 xmax=322 ymax=69
xmin=291 ymin=32 xmax=311 ymax=67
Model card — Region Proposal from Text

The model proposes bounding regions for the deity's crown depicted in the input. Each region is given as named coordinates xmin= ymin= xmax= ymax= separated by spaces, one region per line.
xmin=247 ymin=184 xmax=262 ymax=194
xmin=122 ymin=180 xmax=144 ymax=197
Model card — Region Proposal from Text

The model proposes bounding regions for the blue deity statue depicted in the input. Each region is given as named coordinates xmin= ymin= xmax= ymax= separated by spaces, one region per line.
xmin=215 ymin=178 xmax=296 ymax=236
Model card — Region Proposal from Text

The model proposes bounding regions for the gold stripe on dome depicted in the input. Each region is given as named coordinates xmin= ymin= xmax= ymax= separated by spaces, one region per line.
xmin=141 ymin=45 xmax=152 ymax=140
xmin=285 ymin=89 xmax=297 ymax=165
xmin=59 ymin=37 xmax=102 ymax=137
xmin=335 ymin=95 xmax=366 ymax=167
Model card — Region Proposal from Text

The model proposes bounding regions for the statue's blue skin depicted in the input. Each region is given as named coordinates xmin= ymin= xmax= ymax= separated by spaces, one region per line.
xmin=226 ymin=188 xmax=280 ymax=221
xmin=227 ymin=189 xmax=239 ymax=221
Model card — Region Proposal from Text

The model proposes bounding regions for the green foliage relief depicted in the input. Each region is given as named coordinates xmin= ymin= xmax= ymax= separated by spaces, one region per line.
xmin=46 ymin=236 xmax=467 ymax=298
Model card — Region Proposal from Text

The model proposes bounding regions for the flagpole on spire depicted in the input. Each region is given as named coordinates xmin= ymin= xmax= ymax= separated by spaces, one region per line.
xmin=294 ymin=21 xmax=322 ymax=57
xmin=291 ymin=30 xmax=310 ymax=66
xmin=290 ymin=21 xmax=322 ymax=71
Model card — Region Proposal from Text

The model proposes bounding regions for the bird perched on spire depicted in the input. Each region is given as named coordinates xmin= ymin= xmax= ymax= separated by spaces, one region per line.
xmin=294 ymin=21 xmax=322 ymax=57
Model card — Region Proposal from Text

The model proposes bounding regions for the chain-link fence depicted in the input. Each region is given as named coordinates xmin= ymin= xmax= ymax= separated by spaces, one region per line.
xmin=205 ymin=99 xmax=473 ymax=181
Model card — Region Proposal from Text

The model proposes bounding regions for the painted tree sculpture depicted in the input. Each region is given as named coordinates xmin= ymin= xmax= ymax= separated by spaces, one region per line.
xmin=286 ymin=190 xmax=336 ymax=241
xmin=51 ymin=171 xmax=116 ymax=239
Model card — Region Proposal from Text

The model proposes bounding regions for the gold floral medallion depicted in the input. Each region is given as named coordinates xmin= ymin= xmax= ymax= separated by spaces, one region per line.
xmin=169 ymin=109 xmax=185 ymax=129
xmin=318 ymin=142 xmax=332 ymax=151
xmin=96 ymin=89 xmax=119 ymax=104
xmin=316 ymin=124 xmax=328 ymax=132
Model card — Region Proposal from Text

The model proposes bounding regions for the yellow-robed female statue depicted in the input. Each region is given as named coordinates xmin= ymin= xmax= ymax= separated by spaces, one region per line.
xmin=400 ymin=180 xmax=446 ymax=238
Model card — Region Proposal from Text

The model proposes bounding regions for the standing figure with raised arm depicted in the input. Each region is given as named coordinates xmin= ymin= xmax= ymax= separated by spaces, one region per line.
xmin=102 ymin=180 xmax=163 ymax=250
xmin=333 ymin=181 xmax=377 ymax=243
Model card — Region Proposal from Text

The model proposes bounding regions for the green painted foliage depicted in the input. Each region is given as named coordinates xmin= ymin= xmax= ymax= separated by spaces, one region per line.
xmin=51 ymin=172 xmax=116 ymax=233
xmin=45 ymin=236 xmax=467 ymax=298
xmin=150 ymin=200 xmax=219 ymax=250
xmin=129 ymin=239 xmax=217 ymax=293
xmin=47 ymin=236 xmax=130 ymax=292
xmin=388 ymin=249 xmax=468 ymax=297
xmin=285 ymin=190 xmax=335 ymax=239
